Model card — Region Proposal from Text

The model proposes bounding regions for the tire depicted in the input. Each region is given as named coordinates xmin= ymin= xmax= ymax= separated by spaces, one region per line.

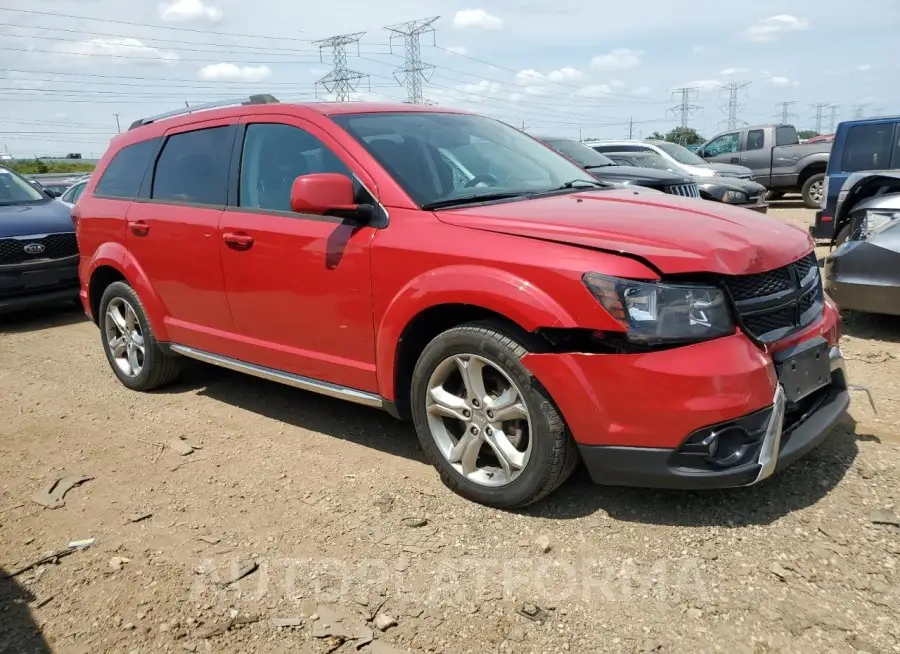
xmin=801 ymin=173 xmax=826 ymax=209
xmin=765 ymin=190 xmax=784 ymax=201
xmin=410 ymin=321 xmax=578 ymax=509
xmin=834 ymin=224 xmax=850 ymax=248
xmin=98 ymin=281 xmax=180 ymax=391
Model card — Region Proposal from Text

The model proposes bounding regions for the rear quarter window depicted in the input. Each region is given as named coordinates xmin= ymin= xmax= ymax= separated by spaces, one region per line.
xmin=95 ymin=138 xmax=160 ymax=199
xmin=841 ymin=123 xmax=896 ymax=173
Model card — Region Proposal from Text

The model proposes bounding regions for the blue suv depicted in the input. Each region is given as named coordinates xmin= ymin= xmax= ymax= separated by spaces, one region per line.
xmin=0 ymin=165 xmax=80 ymax=313
xmin=810 ymin=115 xmax=900 ymax=240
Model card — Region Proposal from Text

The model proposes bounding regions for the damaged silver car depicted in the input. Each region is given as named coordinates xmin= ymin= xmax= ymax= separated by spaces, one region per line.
xmin=824 ymin=171 xmax=900 ymax=315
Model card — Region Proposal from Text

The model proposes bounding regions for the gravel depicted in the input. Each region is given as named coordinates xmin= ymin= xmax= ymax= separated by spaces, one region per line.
xmin=0 ymin=203 xmax=898 ymax=653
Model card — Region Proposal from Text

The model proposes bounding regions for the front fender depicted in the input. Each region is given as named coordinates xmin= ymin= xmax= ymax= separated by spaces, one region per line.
xmin=375 ymin=265 xmax=583 ymax=401
xmin=84 ymin=242 xmax=170 ymax=341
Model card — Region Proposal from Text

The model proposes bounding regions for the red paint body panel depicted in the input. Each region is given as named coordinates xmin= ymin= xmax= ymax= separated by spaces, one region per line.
xmin=78 ymin=101 xmax=840 ymax=461
xmin=522 ymin=301 xmax=841 ymax=448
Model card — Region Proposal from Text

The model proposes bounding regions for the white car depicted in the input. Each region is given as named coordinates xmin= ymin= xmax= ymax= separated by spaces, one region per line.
xmin=57 ymin=177 xmax=89 ymax=208
xmin=584 ymin=139 xmax=754 ymax=180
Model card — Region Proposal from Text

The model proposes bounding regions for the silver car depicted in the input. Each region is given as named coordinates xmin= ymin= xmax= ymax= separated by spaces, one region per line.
xmin=824 ymin=171 xmax=900 ymax=315
xmin=584 ymin=139 xmax=754 ymax=180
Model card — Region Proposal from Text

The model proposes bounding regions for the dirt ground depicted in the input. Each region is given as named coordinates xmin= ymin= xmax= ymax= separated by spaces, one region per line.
xmin=2 ymin=201 xmax=899 ymax=654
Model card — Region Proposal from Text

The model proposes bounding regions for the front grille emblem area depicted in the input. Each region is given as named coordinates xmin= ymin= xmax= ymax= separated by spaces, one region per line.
xmin=23 ymin=243 xmax=46 ymax=255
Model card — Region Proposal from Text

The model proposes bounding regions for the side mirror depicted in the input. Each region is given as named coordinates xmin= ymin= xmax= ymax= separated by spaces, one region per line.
xmin=290 ymin=173 xmax=371 ymax=222
xmin=696 ymin=147 xmax=706 ymax=158
xmin=45 ymin=189 xmax=59 ymax=198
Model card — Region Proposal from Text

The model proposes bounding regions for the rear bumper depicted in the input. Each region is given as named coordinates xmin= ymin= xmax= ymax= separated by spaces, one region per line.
xmin=578 ymin=347 xmax=849 ymax=489
xmin=809 ymin=210 xmax=836 ymax=240
xmin=0 ymin=256 xmax=80 ymax=313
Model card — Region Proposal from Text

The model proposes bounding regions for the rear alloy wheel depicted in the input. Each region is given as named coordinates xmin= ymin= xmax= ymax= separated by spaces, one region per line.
xmin=411 ymin=322 xmax=578 ymax=508
xmin=801 ymin=173 xmax=826 ymax=209
xmin=98 ymin=281 xmax=180 ymax=391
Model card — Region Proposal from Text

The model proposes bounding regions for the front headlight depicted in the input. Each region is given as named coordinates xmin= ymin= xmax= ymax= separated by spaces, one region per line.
xmin=722 ymin=190 xmax=749 ymax=204
xmin=583 ymin=274 xmax=734 ymax=344
xmin=860 ymin=210 xmax=900 ymax=239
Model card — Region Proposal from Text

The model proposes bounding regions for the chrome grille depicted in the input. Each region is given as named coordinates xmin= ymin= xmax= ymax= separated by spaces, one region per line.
xmin=721 ymin=252 xmax=823 ymax=343
xmin=0 ymin=233 xmax=78 ymax=265
xmin=664 ymin=183 xmax=700 ymax=199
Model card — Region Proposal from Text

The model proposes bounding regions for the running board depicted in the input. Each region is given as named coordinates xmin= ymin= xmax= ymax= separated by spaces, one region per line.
xmin=169 ymin=344 xmax=384 ymax=409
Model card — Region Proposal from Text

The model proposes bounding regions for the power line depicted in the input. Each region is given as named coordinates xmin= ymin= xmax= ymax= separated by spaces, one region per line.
xmin=853 ymin=103 xmax=868 ymax=119
xmin=811 ymin=102 xmax=829 ymax=133
xmin=719 ymin=81 xmax=751 ymax=129
xmin=384 ymin=16 xmax=439 ymax=104
xmin=827 ymin=105 xmax=840 ymax=132
xmin=668 ymin=87 xmax=700 ymax=140
xmin=313 ymin=32 xmax=369 ymax=101
xmin=775 ymin=100 xmax=797 ymax=124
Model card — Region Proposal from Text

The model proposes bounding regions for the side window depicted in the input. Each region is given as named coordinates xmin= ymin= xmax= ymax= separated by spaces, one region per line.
xmin=842 ymin=124 xmax=895 ymax=173
xmin=71 ymin=182 xmax=86 ymax=203
xmin=746 ymin=130 xmax=765 ymax=151
xmin=240 ymin=123 xmax=351 ymax=212
xmin=775 ymin=126 xmax=798 ymax=146
xmin=152 ymin=126 xmax=233 ymax=206
xmin=94 ymin=138 xmax=159 ymax=199
xmin=705 ymin=133 xmax=740 ymax=156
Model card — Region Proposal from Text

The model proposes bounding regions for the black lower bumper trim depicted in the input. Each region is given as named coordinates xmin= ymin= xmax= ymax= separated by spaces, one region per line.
xmin=0 ymin=286 xmax=80 ymax=313
xmin=579 ymin=387 xmax=849 ymax=489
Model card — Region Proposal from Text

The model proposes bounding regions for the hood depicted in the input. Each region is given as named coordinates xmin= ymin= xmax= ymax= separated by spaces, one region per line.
xmin=696 ymin=176 xmax=767 ymax=194
xmin=692 ymin=162 xmax=754 ymax=178
xmin=435 ymin=189 xmax=811 ymax=275
xmin=587 ymin=165 xmax=690 ymax=186
xmin=0 ymin=200 xmax=75 ymax=238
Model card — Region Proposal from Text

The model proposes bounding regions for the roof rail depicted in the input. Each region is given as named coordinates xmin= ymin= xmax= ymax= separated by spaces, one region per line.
xmin=127 ymin=94 xmax=280 ymax=131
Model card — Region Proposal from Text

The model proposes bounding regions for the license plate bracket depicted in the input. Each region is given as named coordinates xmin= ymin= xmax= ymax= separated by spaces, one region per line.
xmin=774 ymin=336 xmax=831 ymax=403
xmin=23 ymin=270 xmax=59 ymax=289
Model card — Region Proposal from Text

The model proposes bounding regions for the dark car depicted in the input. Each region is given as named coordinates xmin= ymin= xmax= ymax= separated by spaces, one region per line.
xmin=810 ymin=115 xmax=900 ymax=240
xmin=536 ymin=137 xmax=700 ymax=198
xmin=604 ymin=152 xmax=769 ymax=213
xmin=0 ymin=165 xmax=80 ymax=313
xmin=824 ymin=171 xmax=900 ymax=315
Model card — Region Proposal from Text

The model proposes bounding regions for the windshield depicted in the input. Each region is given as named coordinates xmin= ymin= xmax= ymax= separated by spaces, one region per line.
xmin=330 ymin=112 xmax=597 ymax=207
xmin=542 ymin=139 xmax=615 ymax=168
xmin=654 ymin=142 xmax=707 ymax=165
xmin=0 ymin=168 xmax=46 ymax=205
xmin=610 ymin=152 xmax=689 ymax=175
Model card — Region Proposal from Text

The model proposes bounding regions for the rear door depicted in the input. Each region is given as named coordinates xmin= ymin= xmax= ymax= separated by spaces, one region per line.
xmin=123 ymin=118 xmax=237 ymax=350
xmin=739 ymin=128 xmax=770 ymax=179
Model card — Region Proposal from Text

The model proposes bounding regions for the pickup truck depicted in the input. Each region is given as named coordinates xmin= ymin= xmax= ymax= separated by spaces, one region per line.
xmin=697 ymin=124 xmax=831 ymax=208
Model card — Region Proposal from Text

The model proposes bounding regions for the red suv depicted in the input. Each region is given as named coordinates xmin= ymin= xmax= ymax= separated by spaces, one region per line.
xmin=75 ymin=96 xmax=851 ymax=508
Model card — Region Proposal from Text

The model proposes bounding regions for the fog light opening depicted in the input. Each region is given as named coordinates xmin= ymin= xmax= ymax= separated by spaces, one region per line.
xmin=705 ymin=426 xmax=753 ymax=468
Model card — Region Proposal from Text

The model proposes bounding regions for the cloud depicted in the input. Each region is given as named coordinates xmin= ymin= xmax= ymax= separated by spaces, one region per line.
xmin=631 ymin=85 xmax=651 ymax=96
xmin=688 ymin=79 xmax=723 ymax=91
xmin=452 ymin=9 xmax=504 ymax=30
xmin=744 ymin=15 xmax=809 ymax=42
xmin=515 ymin=67 xmax=582 ymax=86
xmin=54 ymin=38 xmax=178 ymax=65
xmin=857 ymin=64 xmax=872 ymax=72
xmin=691 ymin=45 xmax=707 ymax=55
xmin=768 ymin=75 xmax=798 ymax=88
xmin=574 ymin=84 xmax=613 ymax=99
xmin=720 ymin=67 xmax=747 ymax=76
xmin=547 ymin=67 xmax=582 ymax=82
xmin=590 ymin=48 xmax=643 ymax=71
xmin=610 ymin=79 xmax=625 ymax=88
xmin=159 ymin=0 xmax=222 ymax=22
xmin=199 ymin=63 xmax=272 ymax=81
xmin=444 ymin=45 xmax=468 ymax=55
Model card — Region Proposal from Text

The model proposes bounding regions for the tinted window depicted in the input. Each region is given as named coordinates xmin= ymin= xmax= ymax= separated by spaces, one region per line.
xmin=841 ymin=123 xmax=895 ymax=173
xmin=95 ymin=138 xmax=159 ymax=199
xmin=775 ymin=126 xmax=798 ymax=146
xmin=152 ymin=127 xmax=233 ymax=205
xmin=746 ymin=130 xmax=765 ymax=151
xmin=704 ymin=133 xmax=739 ymax=156
xmin=593 ymin=144 xmax=644 ymax=153
xmin=0 ymin=167 xmax=45 ymax=204
xmin=239 ymin=123 xmax=351 ymax=212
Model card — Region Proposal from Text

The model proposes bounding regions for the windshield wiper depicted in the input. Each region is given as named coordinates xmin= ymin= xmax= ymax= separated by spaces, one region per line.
xmin=553 ymin=178 xmax=609 ymax=190
xmin=421 ymin=191 xmax=530 ymax=210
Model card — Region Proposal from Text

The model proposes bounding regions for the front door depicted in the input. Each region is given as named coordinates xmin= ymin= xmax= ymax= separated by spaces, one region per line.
xmin=702 ymin=131 xmax=741 ymax=165
xmin=217 ymin=117 xmax=379 ymax=393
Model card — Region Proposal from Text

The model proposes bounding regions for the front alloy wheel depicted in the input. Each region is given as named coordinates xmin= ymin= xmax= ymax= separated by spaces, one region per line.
xmin=426 ymin=353 xmax=532 ymax=487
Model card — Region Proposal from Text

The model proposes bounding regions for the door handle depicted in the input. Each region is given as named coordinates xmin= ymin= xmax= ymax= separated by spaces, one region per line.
xmin=128 ymin=220 xmax=149 ymax=236
xmin=223 ymin=231 xmax=254 ymax=250
xmin=730 ymin=157 xmax=740 ymax=163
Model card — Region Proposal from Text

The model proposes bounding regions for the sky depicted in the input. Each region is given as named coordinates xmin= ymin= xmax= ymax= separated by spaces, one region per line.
xmin=0 ymin=0 xmax=897 ymax=158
